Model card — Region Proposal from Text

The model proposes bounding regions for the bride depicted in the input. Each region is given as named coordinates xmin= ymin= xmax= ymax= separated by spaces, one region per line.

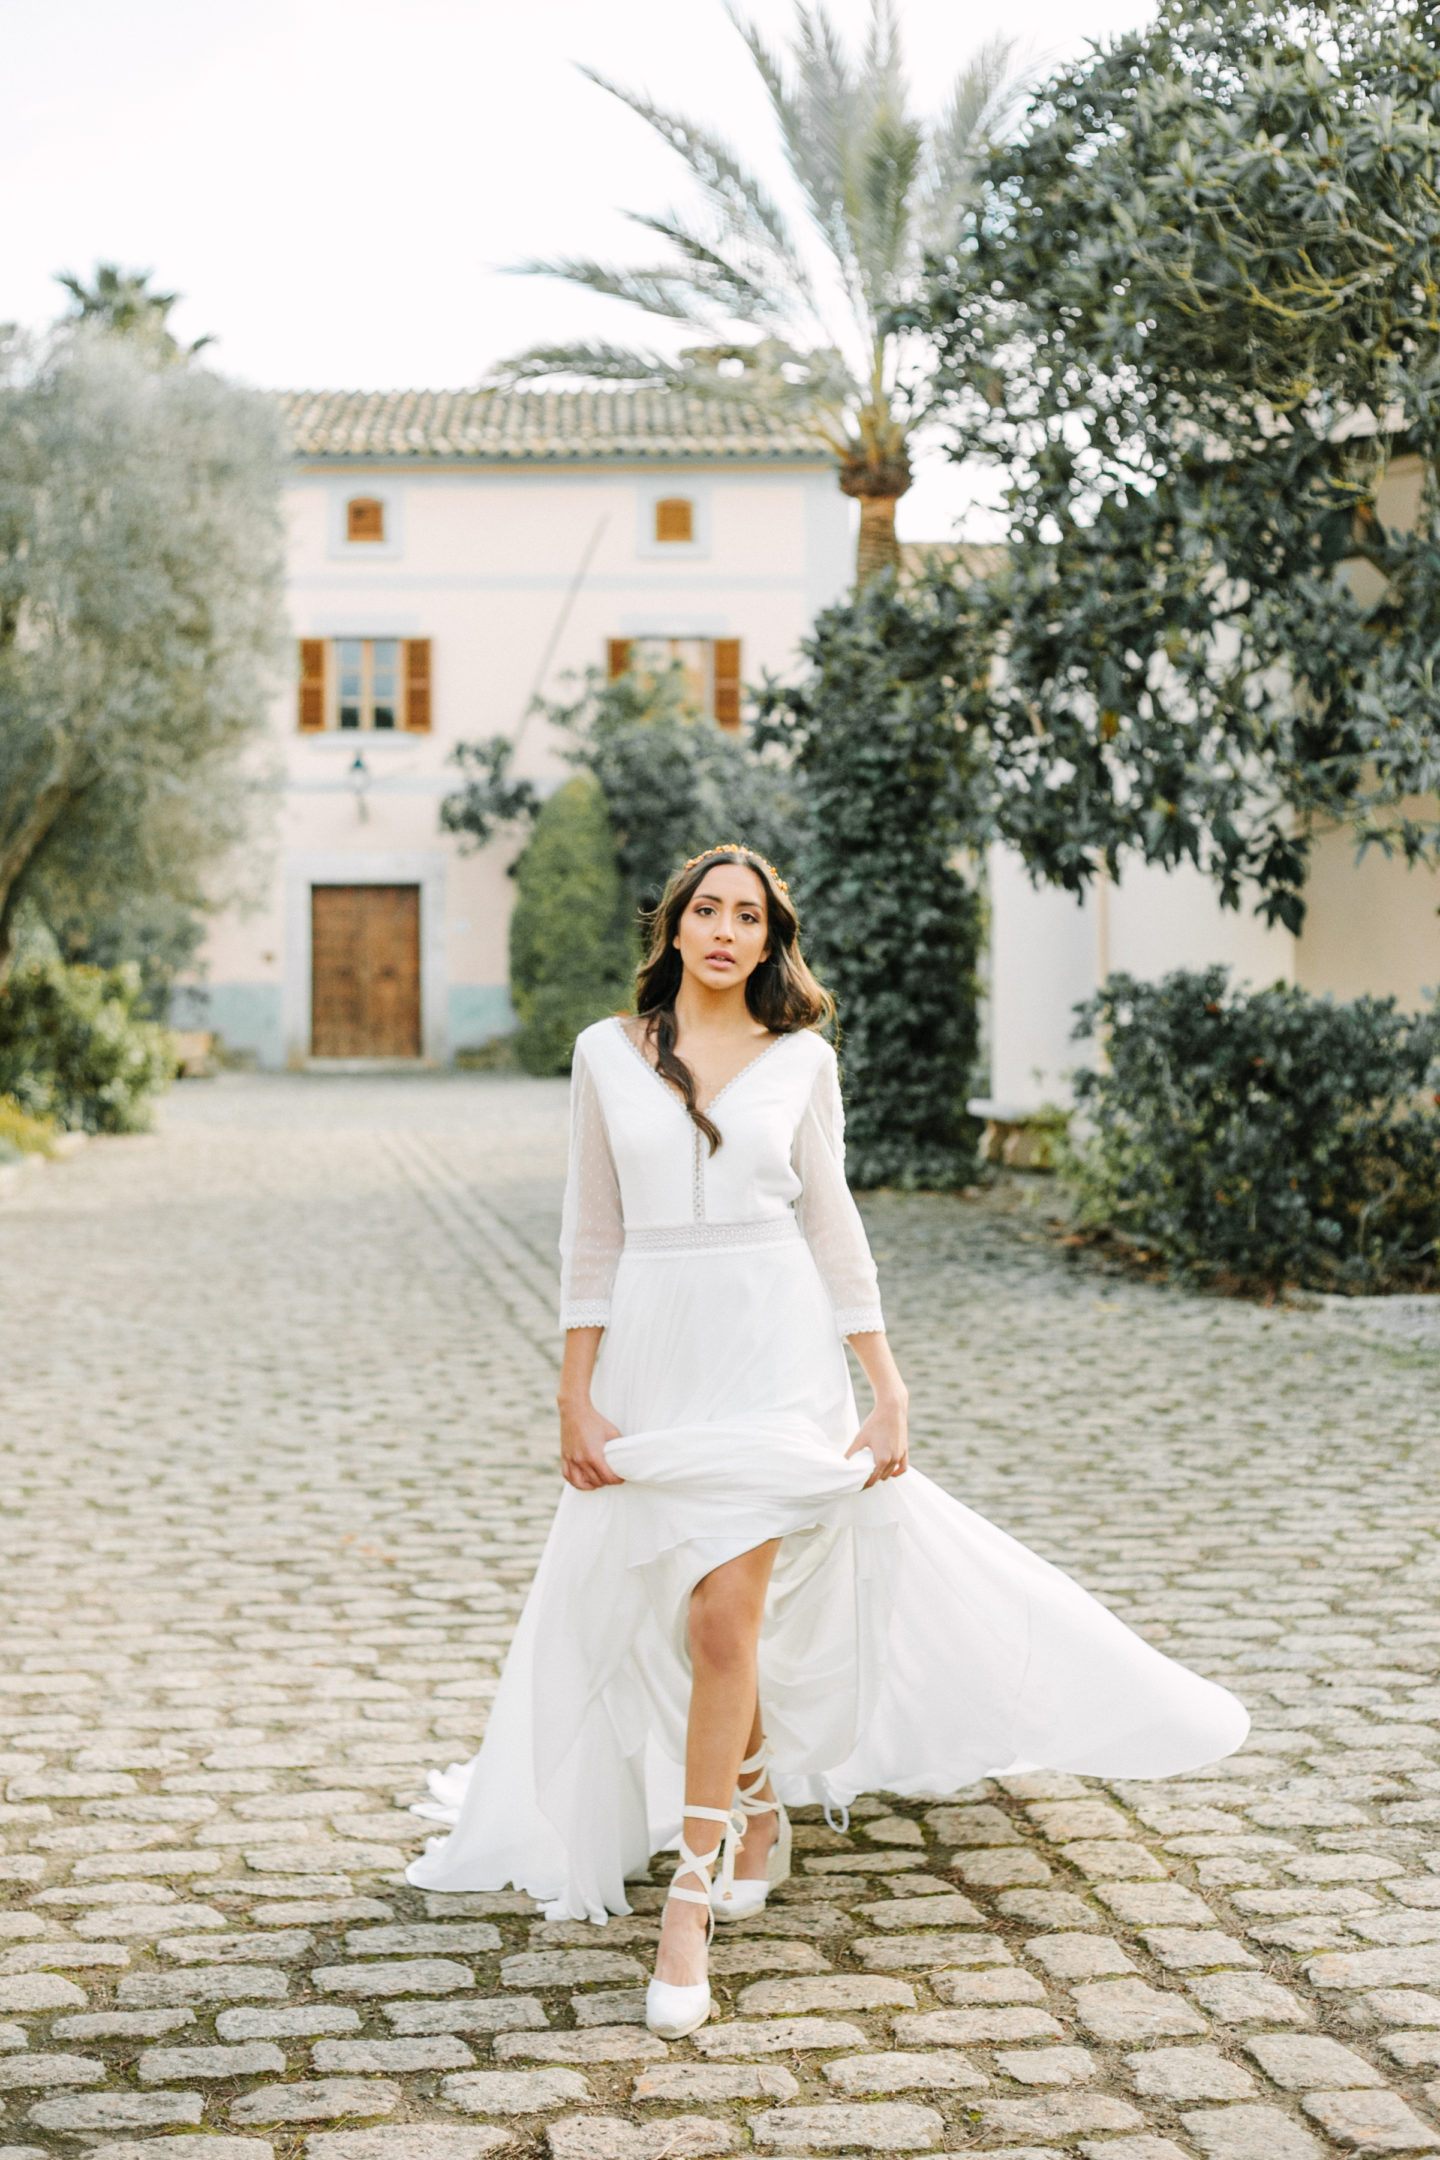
xmin=407 ymin=844 xmax=1248 ymax=2039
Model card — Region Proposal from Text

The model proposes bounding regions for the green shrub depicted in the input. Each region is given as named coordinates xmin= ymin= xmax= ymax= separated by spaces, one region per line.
xmin=569 ymin=664 xmax=805 ymax=912
xmin=0 ymin=1094 xmax=60 ymax=1157
xmin=755 ymin=574 xmax=986 ymax=1189
xmin=509 ymin=776 xmax=636 ymax=1076
xmin=1065 ymin=967 xmax=1440 ymax=1295
xmin=0 ymin=961 xmax=175 ymax=1133
xmin=444 ymin=663 xmax=805 ymax=917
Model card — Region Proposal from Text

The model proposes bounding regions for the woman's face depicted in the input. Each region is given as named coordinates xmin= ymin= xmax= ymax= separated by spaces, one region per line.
xmin=673 ymin=863 xmax=770 ymax=996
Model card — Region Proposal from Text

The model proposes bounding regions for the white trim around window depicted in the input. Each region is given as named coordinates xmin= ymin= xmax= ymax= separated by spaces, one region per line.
xmin=326 ymin=482 xmax=406 ymax=561
xmin=634 ymin=478 xmax=712 ymax=560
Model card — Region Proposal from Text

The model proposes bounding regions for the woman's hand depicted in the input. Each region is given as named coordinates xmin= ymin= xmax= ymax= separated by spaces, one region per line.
xmin=843 ymin=1331 xmax=910 ymax=1489
xmin=559 ymin=1393 xmax=624 ymax=1491
xmin=847 ymin=1394 xmax=909 ymax=1488
xmin=557 ymin=1326 xmax=621 ymax=1491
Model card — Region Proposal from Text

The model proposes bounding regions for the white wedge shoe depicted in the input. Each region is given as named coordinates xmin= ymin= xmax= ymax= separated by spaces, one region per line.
xmin=710 ymin=1743 xmax=792 ymax=1922
xmin=645 ymin=1801 xmax=745 ymax=2040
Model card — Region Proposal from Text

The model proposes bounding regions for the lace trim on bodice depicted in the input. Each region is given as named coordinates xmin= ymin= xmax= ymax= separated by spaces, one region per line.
xmin=622 ymin=1216 xmax=803 ymax=1258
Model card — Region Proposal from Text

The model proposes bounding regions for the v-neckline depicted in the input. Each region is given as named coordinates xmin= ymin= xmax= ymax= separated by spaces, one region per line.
xmin=612 ymin=1015 xmax=791 ymax=1117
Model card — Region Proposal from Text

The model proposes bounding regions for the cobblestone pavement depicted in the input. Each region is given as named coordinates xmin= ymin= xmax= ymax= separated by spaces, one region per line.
xmin=3 ymin=1071 xmax=1440 ymax=2160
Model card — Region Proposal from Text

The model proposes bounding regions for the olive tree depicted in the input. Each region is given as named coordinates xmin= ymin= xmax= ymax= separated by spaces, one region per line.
xmin=0 ymin=307 xmax=286 ymax=981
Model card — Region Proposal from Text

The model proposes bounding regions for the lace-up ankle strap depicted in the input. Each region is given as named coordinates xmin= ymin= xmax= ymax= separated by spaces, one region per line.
xmin=736 ymin=1743 xmax=778 ymax=1820
xmin=668 ymin=1803 xmax=746 ymax=1932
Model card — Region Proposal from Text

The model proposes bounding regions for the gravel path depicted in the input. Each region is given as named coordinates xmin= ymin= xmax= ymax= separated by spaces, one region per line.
xmin=2 ymin=1071 xmax=1439 ymax=2160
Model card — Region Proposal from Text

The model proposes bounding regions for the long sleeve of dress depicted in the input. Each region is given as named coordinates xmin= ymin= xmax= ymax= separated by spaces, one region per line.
xmin=558 ymin=1044 xmax=623 ymax=1330
xmin=793 ymin=1051 xmax=885 ymax=1338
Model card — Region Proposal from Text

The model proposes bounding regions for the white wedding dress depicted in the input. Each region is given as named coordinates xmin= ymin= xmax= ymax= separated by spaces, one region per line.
xmin=407 ymin=1017 xmax=1248 ymax=1922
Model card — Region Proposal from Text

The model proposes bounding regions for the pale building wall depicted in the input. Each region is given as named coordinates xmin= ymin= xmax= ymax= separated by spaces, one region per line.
xmin=1296 ymin=819 xmax=1440 ymax=1009
xmin=986 ymin=847 xmax=1297 ymax=1109
xmin=193 ymin=458 xmax=851 ymax=1066
xmin=986 ymin=849 xmax=1098 ymax=1109
xmin=986 ymin=832 xmax=1437 ymax=1111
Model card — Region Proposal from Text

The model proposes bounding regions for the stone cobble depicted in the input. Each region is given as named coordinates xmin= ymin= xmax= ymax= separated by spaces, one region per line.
xmin=1 ymin=1070 xmax=1439 ymax=2160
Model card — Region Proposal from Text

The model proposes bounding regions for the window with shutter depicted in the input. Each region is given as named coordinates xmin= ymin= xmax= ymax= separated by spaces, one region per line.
xmin=713 ymin=638 xmax=742 ymax=731
xmin=299 ymin=638 xmax=433 ymax=730
xmin=347 ymin=497 xmax=385 ymax=542
xmin=404 ymin=639 xmax=432 ymax=732
xmin=608 ymin=636 xmax=742 ymax=727
xmin=654 ymin=497 xmax=694 ymax=544
xmin=298 ymin=640 xmax=326 ymax=731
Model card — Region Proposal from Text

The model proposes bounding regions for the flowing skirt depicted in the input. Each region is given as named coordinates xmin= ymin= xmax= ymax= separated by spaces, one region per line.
xmin=406 ymin=1229 xmax=1248 ymax=1922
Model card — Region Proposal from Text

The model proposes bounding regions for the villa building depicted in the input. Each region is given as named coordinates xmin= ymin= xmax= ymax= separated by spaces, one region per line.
xmin=192 ymin=388 xmax=851 ymax=1068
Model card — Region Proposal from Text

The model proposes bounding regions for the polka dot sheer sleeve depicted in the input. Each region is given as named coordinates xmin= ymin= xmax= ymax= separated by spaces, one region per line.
xmin=792 ymin=1048 xmax=885 ymax=1338
xmin=558 ymin=1043 xmax=624 ymax=1331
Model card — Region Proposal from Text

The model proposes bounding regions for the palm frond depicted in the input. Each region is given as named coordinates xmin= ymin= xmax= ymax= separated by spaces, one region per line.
xmin=575 ymin=66 xmax=814 ymax=306
xmin=686 ymin=337 xmax=856 ymax=407
xmin=483 ymin=343 xmax=688 ymax=391
xmin=850 ymin=99 xmax=925 ymax=324
xmin=860 ymin=0 xmax=906 ymax=120
xmin=920 ymin=36 xmax=1026 ymax=249
xmin=623 ymin=215 xmax=795 ymax=326
xmin=726 ymin=4 xmax=857 ymax=281
xmin=679 ymin=339 xmax=860 ymax=455
xmin=507 ymin=257 xmax=715 ymax=325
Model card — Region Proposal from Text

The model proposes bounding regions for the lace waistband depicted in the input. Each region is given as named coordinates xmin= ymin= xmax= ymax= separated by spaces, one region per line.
xmin=623 ymin=1216 xmax=803 ymax=1258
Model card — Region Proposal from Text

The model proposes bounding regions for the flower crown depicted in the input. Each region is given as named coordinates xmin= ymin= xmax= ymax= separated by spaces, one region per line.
xmin=681 ymin=844 xmax=790 ymax=897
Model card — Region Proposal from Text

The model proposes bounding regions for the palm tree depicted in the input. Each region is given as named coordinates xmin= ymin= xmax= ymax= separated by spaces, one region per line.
xmin=56 ymin=264 xmax=213 ymax=364
xmin=488 ymin=2 xmax=1019 ymax=585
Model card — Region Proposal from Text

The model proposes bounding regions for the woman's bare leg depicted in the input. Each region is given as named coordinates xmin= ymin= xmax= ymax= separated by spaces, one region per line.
xmin=653 ymin=1540 xmax=779 ymax=1988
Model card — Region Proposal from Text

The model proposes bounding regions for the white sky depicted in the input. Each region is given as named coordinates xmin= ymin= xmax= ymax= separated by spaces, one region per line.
xmin=2 ymin=0 xmax=1154 ymax=540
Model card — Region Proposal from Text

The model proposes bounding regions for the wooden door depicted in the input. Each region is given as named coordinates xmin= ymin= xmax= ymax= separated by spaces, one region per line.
xmin=310 ymin=885 xmax=421 ymax=1057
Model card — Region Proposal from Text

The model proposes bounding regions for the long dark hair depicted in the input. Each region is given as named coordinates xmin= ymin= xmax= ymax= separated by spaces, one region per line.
xmin=633 ymin=847 xmax=834 ymax=1154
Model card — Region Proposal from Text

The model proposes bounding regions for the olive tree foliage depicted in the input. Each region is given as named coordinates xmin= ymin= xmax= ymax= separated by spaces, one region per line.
xmin=0 ymin=312 xmax=286 ymax=978
xmin=920 ymin=0 xmax=1440 ymax=930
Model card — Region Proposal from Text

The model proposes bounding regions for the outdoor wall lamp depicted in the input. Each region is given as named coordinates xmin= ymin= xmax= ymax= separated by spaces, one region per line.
xmin=348 ymin=750 xmax=371 ymax=822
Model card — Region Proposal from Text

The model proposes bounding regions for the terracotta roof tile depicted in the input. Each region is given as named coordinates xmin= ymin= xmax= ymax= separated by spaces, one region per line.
xmin=277 ymin=388 xmax=831 ymax=464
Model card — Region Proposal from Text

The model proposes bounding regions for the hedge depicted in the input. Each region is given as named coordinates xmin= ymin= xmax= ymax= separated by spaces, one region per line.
xmin=1065 ymin=967 xmax=1440 ymax=1294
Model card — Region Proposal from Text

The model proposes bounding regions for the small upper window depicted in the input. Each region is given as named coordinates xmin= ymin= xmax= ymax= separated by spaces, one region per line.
xmin=347 ymin=497 xmax=385 ymax=543
xmin=654 ymin=497 xmax=694 ymax=544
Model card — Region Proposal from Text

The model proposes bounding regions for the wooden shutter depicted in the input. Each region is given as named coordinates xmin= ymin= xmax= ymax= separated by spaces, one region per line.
xmin=403 ymin=639 xmax=432 ymax=732
xmin=655 ymin=497 xmax=694 ymax=543
xmin=347 ymin=496 xmax=385 ymax=542
xmin=298 ymin=640 xmax=326 ymax=731
xmin=713 ymin=638 xmax=742 ymax=730
xmin=607 ymin=639 xmax=633 ymax=680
